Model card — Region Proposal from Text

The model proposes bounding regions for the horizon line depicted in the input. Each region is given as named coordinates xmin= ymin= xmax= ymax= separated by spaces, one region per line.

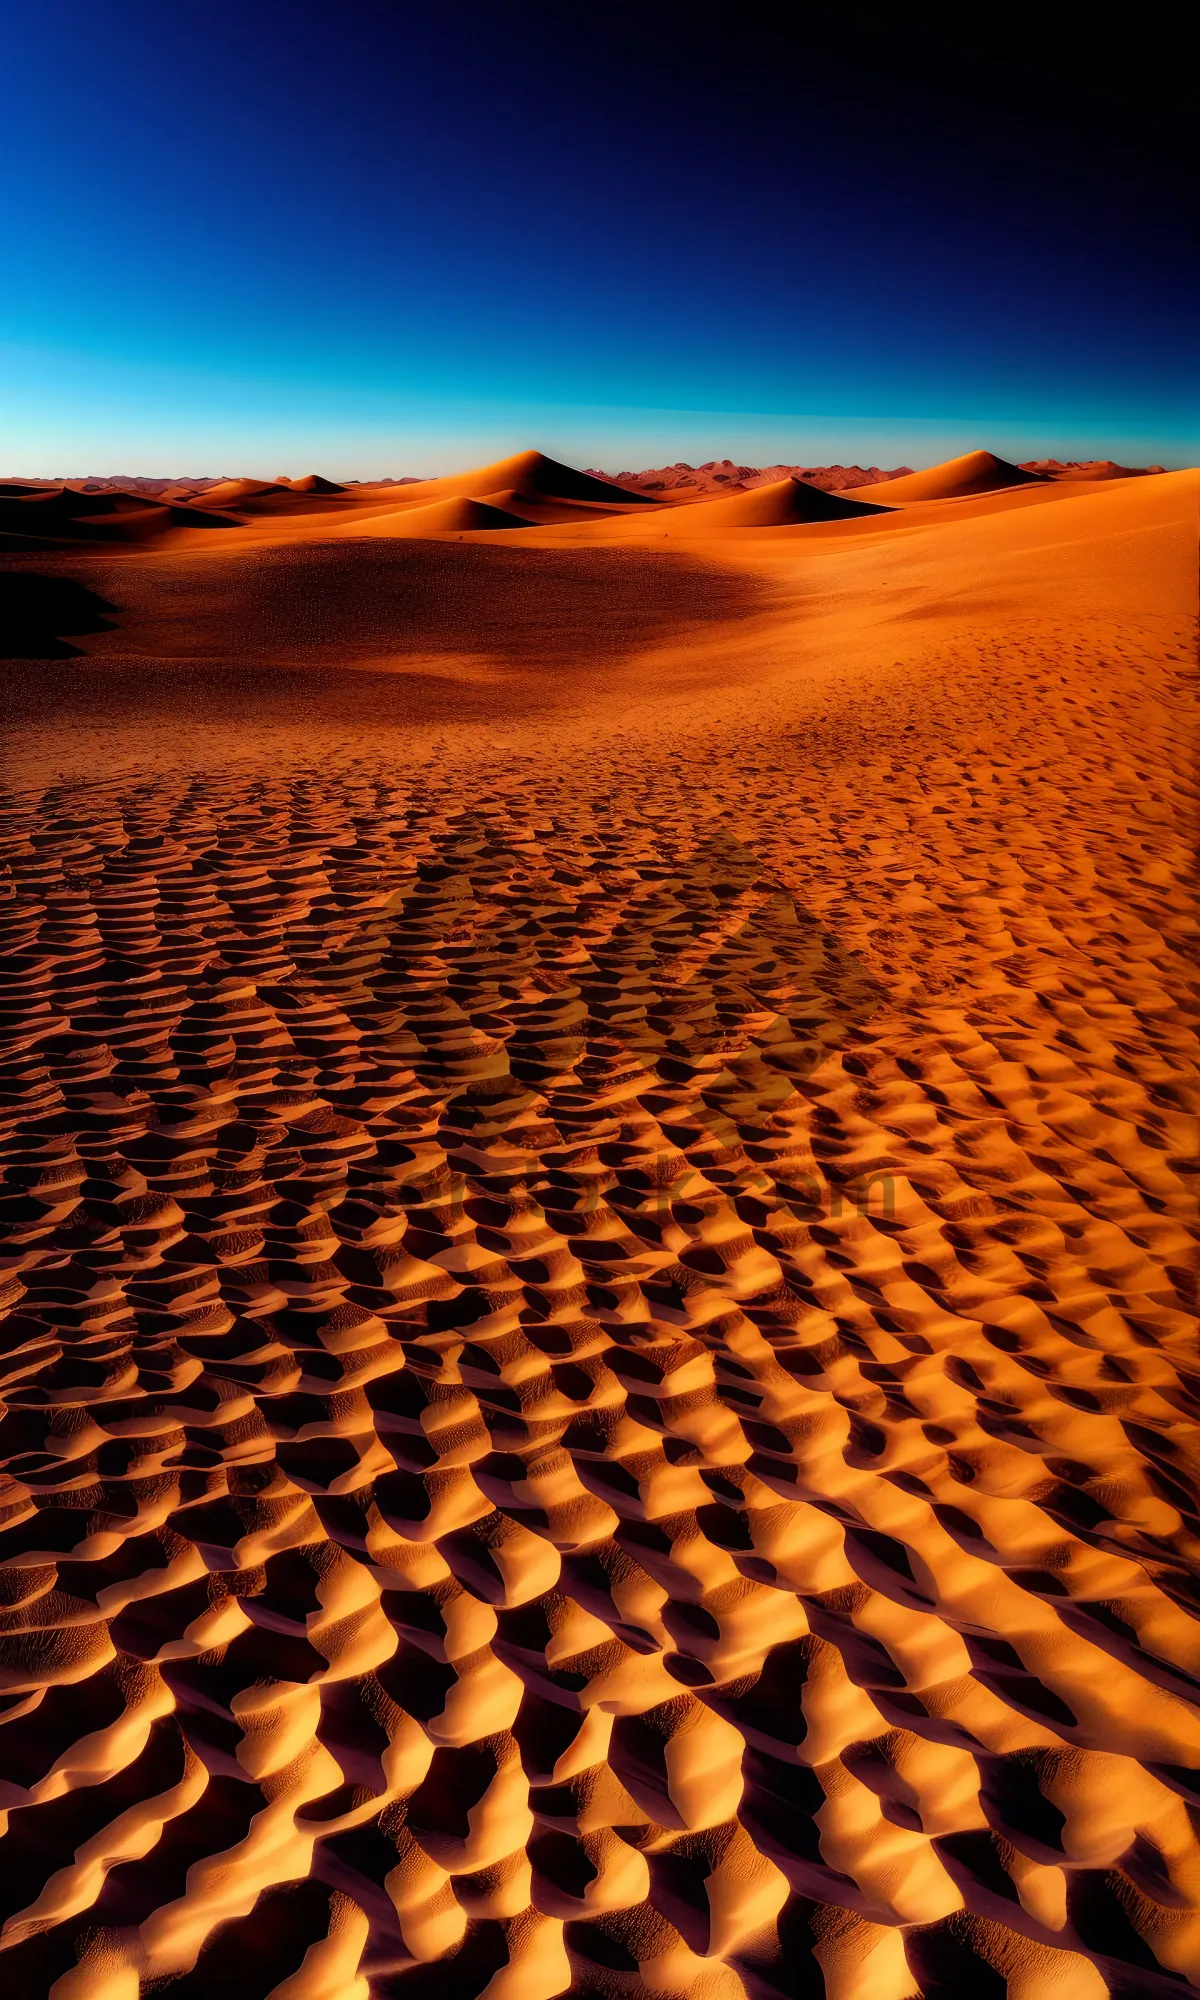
xmin=1 ymin=440 xmax=1182 ymax=484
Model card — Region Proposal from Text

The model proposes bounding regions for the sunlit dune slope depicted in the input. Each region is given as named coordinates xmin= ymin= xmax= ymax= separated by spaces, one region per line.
xmin=848 ymin=448 xmax=1050 ymax=503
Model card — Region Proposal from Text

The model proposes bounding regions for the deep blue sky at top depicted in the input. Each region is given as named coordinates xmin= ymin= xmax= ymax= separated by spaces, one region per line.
xmin=2 ymin=1 xmax=1195 ymax=472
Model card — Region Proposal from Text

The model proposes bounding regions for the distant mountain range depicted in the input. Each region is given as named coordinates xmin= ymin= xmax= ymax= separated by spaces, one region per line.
xmin=586 ymin=460 xmax=913 ymax=495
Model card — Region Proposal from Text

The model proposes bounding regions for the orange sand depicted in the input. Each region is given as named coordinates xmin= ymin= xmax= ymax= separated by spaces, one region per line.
xmin=0 ymin=449 xmax=1197 ymax=1998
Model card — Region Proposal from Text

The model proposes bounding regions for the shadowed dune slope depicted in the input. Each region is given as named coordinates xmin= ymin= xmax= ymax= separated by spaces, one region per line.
xmin=0 ymin=485 xmax=238 ymax=550
xmin=850 ymin=449 xmax=1051 ymax=504
xmin=0 ymin=535 xmax=764 ymax=669
xmin=0 ymin=571 xmax=120 ymax=656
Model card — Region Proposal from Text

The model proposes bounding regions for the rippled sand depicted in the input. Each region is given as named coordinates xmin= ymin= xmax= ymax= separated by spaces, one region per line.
xmin=0 ymin=466 xmax=1197 ymax=1997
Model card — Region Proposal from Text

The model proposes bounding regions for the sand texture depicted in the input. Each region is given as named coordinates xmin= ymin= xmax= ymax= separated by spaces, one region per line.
xmin=0 ymin=454 xmax=1197 ymax=1997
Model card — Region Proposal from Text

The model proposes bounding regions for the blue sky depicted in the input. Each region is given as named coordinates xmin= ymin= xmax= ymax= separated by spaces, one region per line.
xmin=2 ymin=3 xmax=1194 ymax=474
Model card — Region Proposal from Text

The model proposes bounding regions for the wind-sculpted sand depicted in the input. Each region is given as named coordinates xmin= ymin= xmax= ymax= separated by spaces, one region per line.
xmin=0 ymin=453 xmax=1197 ymax=1997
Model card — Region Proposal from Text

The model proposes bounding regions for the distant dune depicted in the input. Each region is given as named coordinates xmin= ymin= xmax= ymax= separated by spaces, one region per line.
xmin=352 ymin=447 xmax=662 ymax=518
xmin=0 ymin=440 xmax=1173 ymax=563
xmin=0 ymin=482 xmax=238 ymax=548
xmin=341 ymin=493 xmax=534 ymax=536
xmin=648 ymin=474 xmax=891 ymax=529
xmin=192 ymin=477 xmax=353 ymax=515
xmin=1 ymin=473 xmax=232 ymax=496
xmin=2 ymin=452 xmax=1166 ymax=511
xmin=195 ymin=477 xmax=289 ymax=507
xmin=598 ymin=455 xmax=1167 ymax=500
xmin=277 ymin=471 xmax=346 ymax=493
xmin=592 ymin=458 xmax=914 ymax=496
xmin=846 ymin=447 xmax=1051 ymax=503
xmin=1021 ymin=457 xmax=1167 ymax=479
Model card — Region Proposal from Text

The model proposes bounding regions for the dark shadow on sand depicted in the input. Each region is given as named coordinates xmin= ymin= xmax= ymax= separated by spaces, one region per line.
xmin=0 ymin=539 xmax=765 ymax=672
xmin=0 ymin=572 xmax=120 ymax=658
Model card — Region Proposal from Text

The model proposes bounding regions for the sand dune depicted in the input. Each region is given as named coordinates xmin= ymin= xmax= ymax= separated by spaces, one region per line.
xmin=353 ymin=448 xmax=662 ymax=516
xmin=1022 ymin=458 xmax=1167 ymax=481
xmin=193 ymin=477 xmax=288 ymax=506
xmin=0 ymin=484 xmax=238 ymax=551
xmin=0 ymin=476 xmax=231 ymax=499
xmin=280 ymin=473 xmax=347 ymax=494
xmin=473 ymin=486 xmax=632 ymax=526
xmin=154 ymin=452 xmax=665 ymax=541
xmin=190 ymin=478 xmax=352 ymax=516
xmin=0 ymin=451 xmax=1196 ymax=1999
xmin=0 ymin=450 xmax=1180 ymax=669
xmin=0 ymin=448 xmax=1167 ymax=563
xmin=340 ymin=494 xmax=538 ymax=536
xmin=847 ymin=449 xmax=1050 ymax=504
xmin=660 ymin=475 xmax=891 ymax=528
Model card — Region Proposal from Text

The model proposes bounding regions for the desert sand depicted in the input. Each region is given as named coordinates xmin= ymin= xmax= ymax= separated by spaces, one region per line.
xmin=0 ymin=445 xmax=1197 ymax=1998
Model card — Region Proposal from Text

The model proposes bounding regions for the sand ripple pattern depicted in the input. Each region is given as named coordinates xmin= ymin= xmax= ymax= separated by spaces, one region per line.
xmin=1 ymin=774 xmax=1198 ymax=1998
